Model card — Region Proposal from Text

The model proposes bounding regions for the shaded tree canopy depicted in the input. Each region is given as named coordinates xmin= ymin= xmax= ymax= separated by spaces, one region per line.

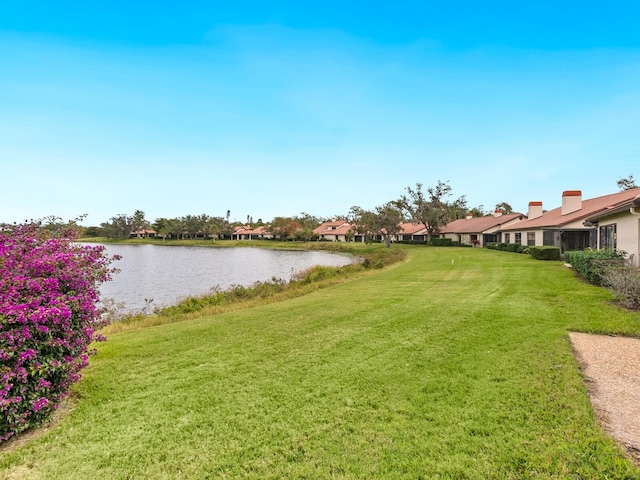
xmin=397 ymin=181 xmax=467 ymax=241
xmin=349 ymin=203 xmax=404 ymax=247
xmin=293 ymin=212 xmax=322 ymax=241
xmin=495 ymin=202 xmax=514 ymax=214
xmin=269 ymin=217 xmax=301 ymax=241
xmin=617 ymin=174 xmax=638 ymax=191
xmin=468 ymin=205 xmax=487 ymax=217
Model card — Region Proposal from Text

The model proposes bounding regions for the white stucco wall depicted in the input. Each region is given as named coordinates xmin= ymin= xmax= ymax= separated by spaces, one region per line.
xmin=443 ymin=233 xmax=459 ymax=242
xmin=596 ymin=211 xmax=640 ymax=267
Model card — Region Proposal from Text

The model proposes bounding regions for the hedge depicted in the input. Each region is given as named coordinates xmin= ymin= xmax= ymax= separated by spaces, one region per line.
xmin=528 ymin=246 xmax=560 ymax=260
xmin=564 ymin=249 xmax=627 ymax=285
xmin=429 ymin=238 xmax=454 ymax=246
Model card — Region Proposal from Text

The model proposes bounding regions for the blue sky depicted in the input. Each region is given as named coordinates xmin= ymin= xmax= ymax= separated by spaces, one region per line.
xmin=1 ymin=1 xmax=639 ymax=225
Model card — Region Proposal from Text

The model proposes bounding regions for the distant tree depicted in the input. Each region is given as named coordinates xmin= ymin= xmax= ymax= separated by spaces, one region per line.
xmin=350 ymin=203 xmax=404 ymax=248
xmin=100 ymin=210 xmax=150 ymax=239
xmin=198 ymin=214 xmax=218 ymax=239
xmin=468 ymin=205 xmax=487 ymax=217
xmin=495 ymin=202 xmax=514 ymax=214
xmin=152 ymin=218 xmax=171 ymax=240
xmin=617 ymin=174 xmax=638 ymax=191
xmin=373 ymin=203 xmax=404 ymax=247
xmin=397 ymin=181 xmax=467 ymax=242
xmin=169 ymin=218 xmax=185 ymax=239
xmin=182 ymin=215 xmax=201 ymax=239
xmin=83 ymin=226 xmax=101 ymax=237
xmin=269 ymin=217 xmax=301 ymax=241
xmin=130 ymin=210 xmax=149 ymax=237
xmin=39 ymin=215 xmax=87 ymax=238
xmin=100 ymin=213 xmax=132 ymax=239
xmin=349 ymin=206 xmax=377 ymax=244
xmin=294 ymin=212 xmax=322 ymax=241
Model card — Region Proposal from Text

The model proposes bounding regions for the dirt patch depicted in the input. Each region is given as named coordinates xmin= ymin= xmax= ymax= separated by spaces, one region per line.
xmin=0 ymin=396 xmax=77 ymax=455
xmin=569 ymin=332 xmax=640 ymax=462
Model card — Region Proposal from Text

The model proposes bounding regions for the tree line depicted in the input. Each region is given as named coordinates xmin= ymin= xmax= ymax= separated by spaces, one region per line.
xmin=89 ymin=180 xmax=491 ymax=246
xmin=90 ymin=210 xmax=328 ymax=242
xmin=84 ymin=174 xmax=638 ymax=246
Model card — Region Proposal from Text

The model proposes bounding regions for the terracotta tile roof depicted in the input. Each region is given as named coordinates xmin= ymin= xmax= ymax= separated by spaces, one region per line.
xmin=313 ymin=220 xmax=353 ymax=236
xmin=440 ymin=213 xmax=525 ymax=234
xmin=585 ymin=192 xmax=640 ymax=221
xmin=501 ymin=188 xmax=640 ymax=231
xmin=399 ymin=223 xmax=428 ymax=235
xmin=240 ymin=226 xmax=271 ymax=235
xmin=234 ymin=225 xmax=271 ymax=235
xmin=251 ymin=226 xmax=271 ymax=235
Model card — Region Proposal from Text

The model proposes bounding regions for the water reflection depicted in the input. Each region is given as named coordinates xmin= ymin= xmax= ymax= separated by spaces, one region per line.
xmin=98 ymin=244 xmax=353 ymax=312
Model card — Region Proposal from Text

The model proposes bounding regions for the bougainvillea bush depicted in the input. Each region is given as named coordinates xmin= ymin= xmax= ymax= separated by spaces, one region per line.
xmin=0 ymin=222 xmax=116 ymax=443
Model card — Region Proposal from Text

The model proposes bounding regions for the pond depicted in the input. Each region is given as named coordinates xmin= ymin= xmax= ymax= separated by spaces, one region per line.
xmin=97 ymin=244 xmax=353 ymax=312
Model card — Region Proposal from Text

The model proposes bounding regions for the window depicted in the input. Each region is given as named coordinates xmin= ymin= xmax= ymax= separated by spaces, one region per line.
xmin=505 ymin=233 xmax=510 ymax=243
xmin=527 ymin=232 xmax=535 ymax=246
xmin=543 ymin=230 xmax=555 ymax=246
xmin=515 ymin=233 xmax=521 ymax=245
xmin=600 ymin=224 xmax=617 ymax=250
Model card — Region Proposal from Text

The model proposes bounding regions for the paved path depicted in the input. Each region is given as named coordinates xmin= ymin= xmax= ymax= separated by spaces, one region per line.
xmin=570 ymin=332 xmax=640 ymax=461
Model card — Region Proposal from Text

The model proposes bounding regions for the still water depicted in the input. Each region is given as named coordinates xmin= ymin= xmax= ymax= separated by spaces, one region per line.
xmin=98 ymin=244 xmax=353 ymax=312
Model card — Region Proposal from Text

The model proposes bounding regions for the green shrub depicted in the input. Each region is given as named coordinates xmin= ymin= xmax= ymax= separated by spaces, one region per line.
xmin=564 ymin=249 xmax=627 ymax=285
xmin=563 ymin=250 xmax=577 ymax=264
xmin=506 ymin=243 xmax=519 ymax=252
xmin=602 ymin=264 xmax=640 ymax=310
xmin=517 ymin=244 xmax=527 ymax=253
xmin=496 ymin=243 xmax=508 ymax=251
xmin=397 ymin=240 xmax=427 ymax=245
xmin=529 ymin=246 xmax=560 ymax=261
xmin=430 ymin=238 xmax=454 ymax=246
xmin=485 ymin=242 xmax=497 ymax=249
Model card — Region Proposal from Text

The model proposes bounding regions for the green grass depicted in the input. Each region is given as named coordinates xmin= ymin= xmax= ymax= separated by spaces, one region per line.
xmin=2 ymin=247 xmax=640 ymax=479
xmin=101 ymin=242 xmax=406 ymax=332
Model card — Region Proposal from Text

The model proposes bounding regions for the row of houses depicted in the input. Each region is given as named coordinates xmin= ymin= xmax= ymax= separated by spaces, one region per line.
xmin=131 ymin=187 xmax=640 ymax=266
xmin=311 ymin=188 xmax=640 ymax=267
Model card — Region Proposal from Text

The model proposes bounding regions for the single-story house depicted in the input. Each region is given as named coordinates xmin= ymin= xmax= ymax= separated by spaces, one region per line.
xmin=313 ymin=220 xmax=354 ymax=242
xmin=130 ymin=229 xmax=157 ymax=238
xmin=439 ymin=210 xmax=526 ymax=247
xmin=500 ymin=188 xmax=640 ymax=255
xmin=397 ymin=223 xmax=429 ymax=242
xmin=232 ymin=225 xmax=273 ymax=240
xmin=583 ymin=193 xmax=640 ymax=266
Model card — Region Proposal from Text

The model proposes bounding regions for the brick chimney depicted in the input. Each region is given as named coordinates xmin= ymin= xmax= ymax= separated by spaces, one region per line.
xmin=528 ymin=201 xmax=543 ymax=219
xmin=466 ymin=212 xmax=473 ymax=220
xmin=562 ymin=190 xmax=582 ymax=215
xmin=494 ymin=209 xmax=503 ymax=217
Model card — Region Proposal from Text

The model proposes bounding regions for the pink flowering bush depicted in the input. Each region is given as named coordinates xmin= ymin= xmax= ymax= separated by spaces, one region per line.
xmin=0 ymin=222 xmax=117 ymax=443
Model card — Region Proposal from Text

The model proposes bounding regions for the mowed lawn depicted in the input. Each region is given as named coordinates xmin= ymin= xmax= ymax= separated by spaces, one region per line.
xmin=2 ymin=246 xmax=640 ymax=479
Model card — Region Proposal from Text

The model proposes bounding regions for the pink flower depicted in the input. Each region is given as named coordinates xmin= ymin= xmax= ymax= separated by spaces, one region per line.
xmin=32 ymin=397 xmax=49 ymax=412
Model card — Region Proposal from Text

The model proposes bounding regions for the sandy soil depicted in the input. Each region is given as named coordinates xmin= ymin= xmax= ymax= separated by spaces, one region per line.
xmin=570 ymin=332 xmax=640 ymax=462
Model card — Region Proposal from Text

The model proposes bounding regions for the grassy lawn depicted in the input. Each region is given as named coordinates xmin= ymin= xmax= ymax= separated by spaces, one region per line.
xmin=2 ymin=246 xmax=640 ymax=479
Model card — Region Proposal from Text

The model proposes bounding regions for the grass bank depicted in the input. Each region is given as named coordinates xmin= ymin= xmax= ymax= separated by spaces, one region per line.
xmin=80 ymin=237 xmax=373 ymax=251
xmin=98 ymin=241 xmax=406 ymax=333
xmin=2 ymin=247 xmax=640 ymax=479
